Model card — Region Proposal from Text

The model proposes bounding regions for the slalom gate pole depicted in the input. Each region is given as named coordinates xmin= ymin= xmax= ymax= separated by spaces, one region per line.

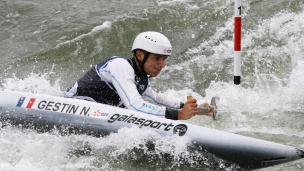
xmin=234 ymin=0 xmax=242 ymax=85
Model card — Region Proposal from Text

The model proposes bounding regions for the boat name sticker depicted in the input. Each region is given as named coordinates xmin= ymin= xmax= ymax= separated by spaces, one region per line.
xmin=16 ymin=96 xmax=109 ymax=119
xmin=108 ymin=114 xmax=188 ymax=136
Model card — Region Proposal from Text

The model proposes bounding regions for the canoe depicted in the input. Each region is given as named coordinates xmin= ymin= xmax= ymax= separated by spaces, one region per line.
xmin=0 ymin=91 xmax=303 ymax=170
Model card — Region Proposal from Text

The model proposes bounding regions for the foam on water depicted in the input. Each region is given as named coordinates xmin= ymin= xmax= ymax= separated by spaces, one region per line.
xmin=0 ymin=124 xmax=233 ymax=170
xmin=161 ymin=9 xmax=304 ymax=141
xmin=0 ymin=73 xmax=62 ymax=96
xmin=55 ymin=21 xmax=112 ymax=49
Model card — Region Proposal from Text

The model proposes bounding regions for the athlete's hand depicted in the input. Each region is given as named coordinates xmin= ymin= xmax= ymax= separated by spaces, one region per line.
xmin=178 ymin=98 xmax=198 ymax=120
xmin=197 ymin=102 xmax=214 ymax=116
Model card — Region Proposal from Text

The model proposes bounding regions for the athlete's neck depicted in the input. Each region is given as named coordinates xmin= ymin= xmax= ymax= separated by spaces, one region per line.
xmin=132 ymin=57 xmax=147 ymax=79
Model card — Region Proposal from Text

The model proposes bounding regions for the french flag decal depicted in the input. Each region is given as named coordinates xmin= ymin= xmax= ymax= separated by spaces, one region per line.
xmin=16 ymin=97 xmax=26 ymax=107
xmin=16 ymin=97 xmax=36 ymax=108
xmin=26 ymin=98 xmax=36 ymax=108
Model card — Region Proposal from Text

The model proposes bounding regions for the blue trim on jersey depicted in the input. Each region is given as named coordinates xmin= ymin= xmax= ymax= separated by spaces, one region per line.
xmin=142 ymin=94 xmax=180 ymax=110
xmin=96 ymin=56 xmax=123 ymax=70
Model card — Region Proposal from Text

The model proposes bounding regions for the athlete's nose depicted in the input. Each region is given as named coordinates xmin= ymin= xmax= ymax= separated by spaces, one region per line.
xmin=158 ymin=58 xmax=165 ymax=68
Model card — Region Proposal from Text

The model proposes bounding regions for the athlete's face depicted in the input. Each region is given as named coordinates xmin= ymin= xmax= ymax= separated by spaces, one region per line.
xmin=136 ymin=51 xmax=167 ymax=77
xmin=144 ymin=53 xmax=167 ymax=77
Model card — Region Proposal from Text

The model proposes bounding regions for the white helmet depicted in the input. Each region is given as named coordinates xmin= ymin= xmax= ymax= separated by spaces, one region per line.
xmin=131 ymin=31 xmax=172 ymax=56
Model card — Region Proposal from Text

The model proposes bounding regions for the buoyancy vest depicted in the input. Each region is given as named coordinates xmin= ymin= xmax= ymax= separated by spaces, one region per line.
xmin=71 ymin=57 xmax=149 ymax=107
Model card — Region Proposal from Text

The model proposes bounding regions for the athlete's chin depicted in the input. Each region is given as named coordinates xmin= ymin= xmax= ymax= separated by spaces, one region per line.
xmin=148 ymin=71 xmax=160 ymax=77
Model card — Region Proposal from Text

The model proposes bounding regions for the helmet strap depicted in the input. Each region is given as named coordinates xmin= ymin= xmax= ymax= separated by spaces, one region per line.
xmin=134 ymin=50 xmax=150 ymax=78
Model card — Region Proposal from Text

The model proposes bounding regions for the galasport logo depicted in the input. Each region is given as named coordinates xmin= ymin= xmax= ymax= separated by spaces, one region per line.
xmin=108 ymin=114 xmax=188 ymax=136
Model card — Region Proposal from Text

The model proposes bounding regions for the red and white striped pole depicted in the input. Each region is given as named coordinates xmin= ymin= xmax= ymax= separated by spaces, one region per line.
xmin=234 ymin=0 xmax=242 ymax=85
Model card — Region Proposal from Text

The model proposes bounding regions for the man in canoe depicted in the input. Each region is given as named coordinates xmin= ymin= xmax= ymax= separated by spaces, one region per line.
xmin=64 ymin=31 xmax=214 ymax=120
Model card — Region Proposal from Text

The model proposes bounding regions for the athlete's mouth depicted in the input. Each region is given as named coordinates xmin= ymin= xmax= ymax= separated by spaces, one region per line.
xmin=154 ymin=67 xmax=161 ymax=72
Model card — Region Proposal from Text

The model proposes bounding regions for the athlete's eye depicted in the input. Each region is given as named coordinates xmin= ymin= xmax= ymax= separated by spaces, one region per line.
xmin=154 ymin=55 xmax=167 ymax=61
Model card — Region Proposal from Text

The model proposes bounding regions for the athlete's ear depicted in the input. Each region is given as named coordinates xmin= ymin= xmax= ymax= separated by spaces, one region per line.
xmin=135 ymin=50 xmax=144 ymax=61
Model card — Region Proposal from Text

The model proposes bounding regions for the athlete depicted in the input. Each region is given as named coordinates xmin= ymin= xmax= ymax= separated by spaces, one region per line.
xmin=64 ymin=31 xmax=214 ymax=120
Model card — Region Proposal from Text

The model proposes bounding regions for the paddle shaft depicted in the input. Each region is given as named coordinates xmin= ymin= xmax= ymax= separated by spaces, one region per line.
xmin=198 ymin=106 xmax=211 ymax=113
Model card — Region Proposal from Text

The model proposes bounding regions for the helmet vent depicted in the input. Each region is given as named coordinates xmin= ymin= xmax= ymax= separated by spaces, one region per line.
xmin=145 ymin=36 xmax=156 ymax=42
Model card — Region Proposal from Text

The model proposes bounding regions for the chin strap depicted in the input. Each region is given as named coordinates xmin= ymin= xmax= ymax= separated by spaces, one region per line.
xmin=135 ymin=51 xmax=150 ymax=78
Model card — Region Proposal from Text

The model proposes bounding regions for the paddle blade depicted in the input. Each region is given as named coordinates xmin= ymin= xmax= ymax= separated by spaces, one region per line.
xmin=211 ymin=96 xmax=220 ymax=120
